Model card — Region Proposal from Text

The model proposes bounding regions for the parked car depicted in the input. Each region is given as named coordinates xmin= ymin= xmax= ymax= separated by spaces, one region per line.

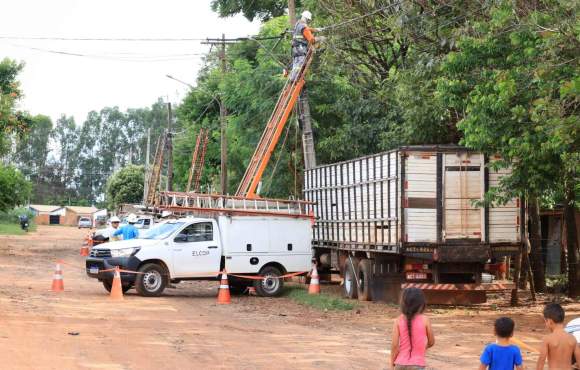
xmin=78 ymin=217 xmax=92 ymax=229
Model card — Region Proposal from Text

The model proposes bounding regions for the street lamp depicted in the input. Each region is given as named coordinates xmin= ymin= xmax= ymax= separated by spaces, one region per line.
xmin=166 ymin=74 xmax=194 ymax=89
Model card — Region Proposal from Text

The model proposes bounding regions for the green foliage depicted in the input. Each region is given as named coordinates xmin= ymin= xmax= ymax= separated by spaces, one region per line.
xmin=0 ymin=58 xmax=30 ymax=155
xmin=436 ymin=1 xmax=579 ymax=204
xmin=285 ymin=285 xmax=355 ymax=311
xmin=105 ymin=165 xmax=145 ymax=210
xmin=0 ymin=223 xmax=30 ymax=235
xmin=0 ymin=207 xmax=35 ymax=224
xmin=0 ymin=165 xmax=31 ymax=212
xmin=210 ymin=0 xmax=295 ymax=21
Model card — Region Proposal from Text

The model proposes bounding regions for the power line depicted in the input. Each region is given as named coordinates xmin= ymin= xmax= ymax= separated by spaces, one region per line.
xmin=321 ymin=1 xmax=404 ymax=31
xmin=7 ymin=43 xmax=207 ymax=62
xmin=0 ymin=36 xmax=207 ymax=42
xmin=0 ymin=35 xmax=285 ymax=42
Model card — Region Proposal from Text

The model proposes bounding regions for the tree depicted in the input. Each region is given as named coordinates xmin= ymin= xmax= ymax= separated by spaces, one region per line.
xmin=435 ymin=1 xmax=579 ymax=295
xmin=12 ymin=115 xmax=52 ymax=187
xmin=0 ymin=58 xmax=30 ymax=155
xmin=105 ymin=165 xmax=144 ymax=210
xmin=210 ymin=0 xmax=295 ymax=21
xmin=0 ymin=165 xmax=31 ymax=212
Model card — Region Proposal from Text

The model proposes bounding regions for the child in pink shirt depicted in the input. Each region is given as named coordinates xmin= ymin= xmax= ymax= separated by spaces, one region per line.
xmin=390 ymin=288 xmax=435 ymax=370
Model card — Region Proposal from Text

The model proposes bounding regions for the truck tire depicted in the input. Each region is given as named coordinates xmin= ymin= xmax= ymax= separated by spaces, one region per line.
xmin=102 ymin=280 xmax=132 ymax=294
xmin=356 ymin=259 xmax=372 ymax=301
xmin=254 ymin=266 xmax=284 ymax=297
xmin=343 ymin=257 xmax=359 ymax=299
xmin=135 ymin=263 xmax=167 ymax=297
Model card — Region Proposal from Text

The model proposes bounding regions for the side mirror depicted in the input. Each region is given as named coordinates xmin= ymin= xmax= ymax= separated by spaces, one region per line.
xmin=174 ymin=234 xmax=188 ymax=243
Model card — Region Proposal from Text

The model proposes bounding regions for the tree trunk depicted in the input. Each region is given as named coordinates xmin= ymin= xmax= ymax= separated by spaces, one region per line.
xmin=528 ymin=197 xmax=546 ymax=292
xmin=564 ymin=184 xmax=580 ymax=297
xmin=511 ymin=247 xmax=522 ymax=306
xmin=519 ymin=247 xmax=529 ymax=290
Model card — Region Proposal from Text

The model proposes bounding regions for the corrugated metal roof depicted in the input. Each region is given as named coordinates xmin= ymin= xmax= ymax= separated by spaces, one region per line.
xmin=29 ymin=205 xmax=62 ymax=213
xmin=65 ymin=206 xmax=98 ymax=214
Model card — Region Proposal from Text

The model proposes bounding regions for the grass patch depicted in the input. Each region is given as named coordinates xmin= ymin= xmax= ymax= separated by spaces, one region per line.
xmin=0 ymin=223 xmax=36 ymax=235
xmin=285 ymin=285 xmax=356 ymax=311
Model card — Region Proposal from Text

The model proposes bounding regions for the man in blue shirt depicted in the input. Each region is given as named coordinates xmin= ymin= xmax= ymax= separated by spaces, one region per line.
xmin=113 ymin=214 xmax=139 ymax=240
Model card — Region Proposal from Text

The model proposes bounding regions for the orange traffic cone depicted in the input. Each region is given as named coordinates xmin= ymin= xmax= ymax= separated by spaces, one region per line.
xmin=308 ymin=264 xmax=320 ymax=295
xmin=51 ymin=262 xmax=64 ymax=292
xmin=109 ymin=266 xmax=124 ymax=301
xmin=80 ymin=246 xmax=89 ymax=256
xmin=217 ymin=271 xmax=231 ymax=304
xmin=247 ymin=286 xmax=257 ymax=296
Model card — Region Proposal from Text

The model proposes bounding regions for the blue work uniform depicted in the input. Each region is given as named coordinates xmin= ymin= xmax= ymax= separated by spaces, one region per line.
xmin=113 ymin=224 xmax=139 ymax=240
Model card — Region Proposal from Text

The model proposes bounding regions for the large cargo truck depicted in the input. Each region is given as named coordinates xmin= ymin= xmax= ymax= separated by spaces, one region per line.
xmin=303 ymin=145 xmax=522 ymax=304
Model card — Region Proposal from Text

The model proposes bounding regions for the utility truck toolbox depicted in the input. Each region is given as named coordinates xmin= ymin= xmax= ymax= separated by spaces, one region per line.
xmin=86 ymin=216 xmax=312 ymax=297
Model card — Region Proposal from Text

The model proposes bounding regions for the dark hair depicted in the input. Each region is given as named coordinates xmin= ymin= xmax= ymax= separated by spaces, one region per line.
xmin=543 ymin=303 xmax=565 ymax=323
xmin=494 ymin=317 xmax=515 ymax=338
xmin=400 ymin=288 xmax=426 ymax=356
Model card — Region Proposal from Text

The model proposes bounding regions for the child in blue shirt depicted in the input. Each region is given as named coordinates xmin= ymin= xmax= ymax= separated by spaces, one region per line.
xmin=479 ymin=317 xmax=524 ymax=370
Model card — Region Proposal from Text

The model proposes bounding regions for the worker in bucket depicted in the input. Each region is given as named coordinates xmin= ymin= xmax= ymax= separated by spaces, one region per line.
xmin=113 ymin=214 xmax=139 ymax=240
xmin=290 ymin=10 xmax=323 ymax=81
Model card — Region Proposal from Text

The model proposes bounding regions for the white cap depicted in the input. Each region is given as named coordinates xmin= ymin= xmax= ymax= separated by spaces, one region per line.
xmin=127 ymin=214 xmax=138 ymax=223
xmin=301 ymin=10 xmax=312 ymax=21
xmin=110 ymin=216 xmax=121 ymax=223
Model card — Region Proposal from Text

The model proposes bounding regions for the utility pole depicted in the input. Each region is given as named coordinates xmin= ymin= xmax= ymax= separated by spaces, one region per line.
xmin=143 ymin=128 xmax=151 ymax=202
xmin=201 ymin=35 xmax=243 ymax=195
xmin=288 ymin=0 xmax=296 ymax=25
xmin=289 ymin=0 xmax=317 ymax=170
xmin=166 ymin=102 xmax=173 ymax=191
xmin=219 ymin=33 xmax=228 ymax=195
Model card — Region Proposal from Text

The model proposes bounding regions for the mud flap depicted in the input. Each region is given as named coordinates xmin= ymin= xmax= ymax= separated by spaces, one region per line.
xmin=370 ymin=274 xmax=402 ymax=304
xmin=423 ymin=290 xmax=487 ymax=305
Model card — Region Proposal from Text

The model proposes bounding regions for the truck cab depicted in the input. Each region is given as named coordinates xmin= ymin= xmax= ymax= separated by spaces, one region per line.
xmin=86 ymin=216 xmax=312 ymax=297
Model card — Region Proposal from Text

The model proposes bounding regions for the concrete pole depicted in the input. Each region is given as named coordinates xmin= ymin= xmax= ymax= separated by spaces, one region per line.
xmin=166 ymin=102 xmax=173 ymax=191
xmin=219 ymin=33 xmax=228 ymax=195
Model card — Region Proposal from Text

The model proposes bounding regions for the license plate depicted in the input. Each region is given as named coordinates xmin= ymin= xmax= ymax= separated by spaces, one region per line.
xmin=406 ymin=272 xmax=427 ymax=280
xmin=89 ymin=267 xmax=99 ymax=274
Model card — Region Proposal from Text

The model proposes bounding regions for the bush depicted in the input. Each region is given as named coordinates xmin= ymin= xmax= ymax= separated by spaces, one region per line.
xmin=0 ymin=165 xmax=31 ymax=211
xmin=0 ymin=207 xmax=35 ymax=224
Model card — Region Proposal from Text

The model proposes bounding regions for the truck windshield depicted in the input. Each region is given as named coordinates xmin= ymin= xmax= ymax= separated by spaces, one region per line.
xmin=140 ymin=222 xmax=184 ymax=240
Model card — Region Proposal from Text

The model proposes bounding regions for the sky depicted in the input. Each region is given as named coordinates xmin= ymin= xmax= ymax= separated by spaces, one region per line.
xmin=1 ymin=0 xmax=261 ymax=125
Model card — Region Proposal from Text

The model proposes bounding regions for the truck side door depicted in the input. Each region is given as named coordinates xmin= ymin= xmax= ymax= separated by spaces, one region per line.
xmin=171 ymin=221 xmax=221 ymax=277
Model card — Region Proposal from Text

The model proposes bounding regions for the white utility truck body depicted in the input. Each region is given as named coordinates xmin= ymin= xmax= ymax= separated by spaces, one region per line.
xmin=86 ymin=215 xmax=312 ymax=297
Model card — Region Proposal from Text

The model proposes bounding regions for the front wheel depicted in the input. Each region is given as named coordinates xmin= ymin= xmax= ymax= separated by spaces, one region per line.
xmin=254 ymin=266 xmax=284 ymax=297
xmin=135 ymin=263 xmax=167 ymax=297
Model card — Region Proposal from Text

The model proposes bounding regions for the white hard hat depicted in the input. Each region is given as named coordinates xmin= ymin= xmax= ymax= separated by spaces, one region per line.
xmin=301 ymin=10 xmax=312 ymax=21
xmin=110 ymin=216 xmax=121 ymax=223
xmin=127 ymin=214 xmax=138 ymax=223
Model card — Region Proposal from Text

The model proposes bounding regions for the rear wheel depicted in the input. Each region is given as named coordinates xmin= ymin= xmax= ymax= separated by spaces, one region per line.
xmin=254 ymin=266 xmax=284 ymax=297
xmin=343 ymin=257 xmax=359 ymax=299
xmin=135 ymin=263 xmax=167 ymax=297
xmin=357 ymin=259 xmax=372 ymax=301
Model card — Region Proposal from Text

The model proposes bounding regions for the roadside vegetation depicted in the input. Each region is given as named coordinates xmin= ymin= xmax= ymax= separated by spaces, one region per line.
xmin=0 ymin=207 xmax=36 ymax=235
xmin=285 ymin=285 xmax=356 ymax=311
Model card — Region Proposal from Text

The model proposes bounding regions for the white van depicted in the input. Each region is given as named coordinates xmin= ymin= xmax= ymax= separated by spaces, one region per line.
xmin=85 ymin=215 xmax=312 ymax=297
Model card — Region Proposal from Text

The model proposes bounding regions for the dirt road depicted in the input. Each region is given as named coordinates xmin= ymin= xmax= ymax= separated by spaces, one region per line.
xmin=0 ymin=226 xmax=577 ymax=369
